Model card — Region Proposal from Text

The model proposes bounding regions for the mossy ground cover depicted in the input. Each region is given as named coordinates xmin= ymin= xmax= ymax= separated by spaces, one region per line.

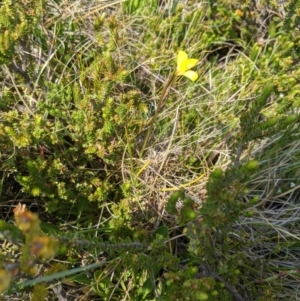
xmin=0 ymin=0 xmax=300 ymax=300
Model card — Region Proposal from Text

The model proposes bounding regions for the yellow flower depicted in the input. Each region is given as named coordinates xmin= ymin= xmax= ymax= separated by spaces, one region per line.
xmin=235 ymin=9 xmax=243 ymax=17
xmin=175 ymin=50 xmax=199 ymax=82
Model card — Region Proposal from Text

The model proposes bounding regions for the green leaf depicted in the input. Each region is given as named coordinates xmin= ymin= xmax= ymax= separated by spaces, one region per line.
xmin=71 ymin=273 xmax=92 ymax=285
xmin=17 ymin=261 xmax=106 ymax=288
xmin=141 ymin=277 xmax=155 ymax=299
xmin=40 ymin=222 xmax=60 ymax=235
xmin=76 ymin=196 xmax=89 ymax=218
xmin=268 ymin=21 xmax=277 ymax=38
xmin=154 ymin=225 xmax=169 ymax=239
xmin=0 ymin=219 xmax=24 ymax=241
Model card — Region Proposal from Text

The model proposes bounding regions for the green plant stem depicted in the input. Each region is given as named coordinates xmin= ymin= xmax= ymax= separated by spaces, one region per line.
xmin=125 ymin=126 xmax=134 ymax=170
xmin=16 ymin=261 xmax=107 ymax=288
xmin=139 ymin=71 xmax=176 ymax=158
xmin=256 ymin=269 xmax=300 ymax=283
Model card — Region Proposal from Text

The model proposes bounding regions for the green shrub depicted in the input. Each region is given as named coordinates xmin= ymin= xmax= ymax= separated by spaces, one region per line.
xmin=0 ymin=0 xmax=300 ymax=300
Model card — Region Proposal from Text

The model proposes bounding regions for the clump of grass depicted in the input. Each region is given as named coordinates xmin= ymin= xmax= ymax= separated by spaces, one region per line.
xmin=0 ymin=0 xmax=300 ymax=300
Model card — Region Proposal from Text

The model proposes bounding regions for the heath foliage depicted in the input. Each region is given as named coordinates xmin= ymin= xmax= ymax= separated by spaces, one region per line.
xmin=0 ymin=0 xmax=300 ymax=300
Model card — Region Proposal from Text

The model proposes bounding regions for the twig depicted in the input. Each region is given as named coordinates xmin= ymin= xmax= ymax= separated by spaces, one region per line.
xmin=59 ymin=237 xmax=147 ymax=251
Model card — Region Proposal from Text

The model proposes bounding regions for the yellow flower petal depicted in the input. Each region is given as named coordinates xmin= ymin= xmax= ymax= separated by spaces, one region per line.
xmin=177 ymin=50 xmax=188 ymax=72
xmin=186 ymin=58 xmax=198 ymax=70
xmin=176 ymin=50 xmax=199 ymax=81
xmin=183 ymin=70 xmax=198 ymax=82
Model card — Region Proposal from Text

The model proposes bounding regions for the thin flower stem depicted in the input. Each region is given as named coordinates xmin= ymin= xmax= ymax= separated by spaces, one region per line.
xmin=139 ymin=71 xmax=176 ymax=158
